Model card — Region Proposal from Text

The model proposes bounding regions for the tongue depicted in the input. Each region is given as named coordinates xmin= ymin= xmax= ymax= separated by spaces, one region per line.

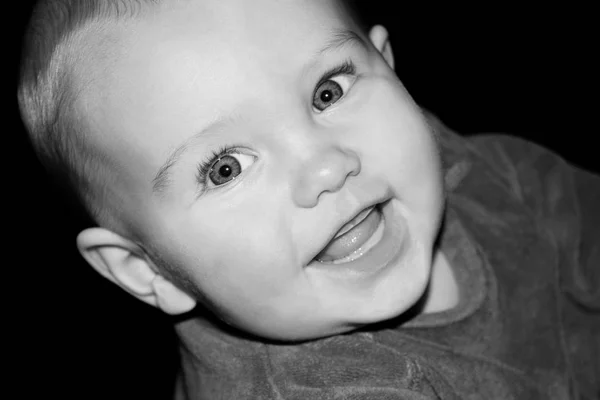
xmin=317 ymin=208 xmax=382 ymax=262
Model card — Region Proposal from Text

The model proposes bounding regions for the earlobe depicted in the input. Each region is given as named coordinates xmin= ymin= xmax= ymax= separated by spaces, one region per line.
xmin=152 ymin=275 xmax=197 ymax=315
xmin=368 ymin=25 xmax=395 ymax=70
xmin=77 ymin=228 xmax=196 ymax=315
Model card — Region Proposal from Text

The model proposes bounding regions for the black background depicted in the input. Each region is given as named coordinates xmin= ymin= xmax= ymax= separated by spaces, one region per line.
xmin=10 ymin=2 xmax=597 ymax=399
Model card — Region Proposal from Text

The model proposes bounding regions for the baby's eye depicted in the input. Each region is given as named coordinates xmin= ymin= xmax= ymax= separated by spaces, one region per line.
xmin=208 ymin=152 xmax=255 ymax=187
xmin=312 ymin=74 xmax=354 ymax=112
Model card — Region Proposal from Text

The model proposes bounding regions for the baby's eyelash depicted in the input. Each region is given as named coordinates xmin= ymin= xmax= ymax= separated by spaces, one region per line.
xmin=316 ymin=60 xmax=356 ymax=86
xmin=196 ymin=145 xmax=236 ymax=186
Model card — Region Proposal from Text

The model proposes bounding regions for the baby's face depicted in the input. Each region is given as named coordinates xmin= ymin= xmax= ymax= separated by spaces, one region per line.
xmin=81 ymin=0 xmax=444 ymax=340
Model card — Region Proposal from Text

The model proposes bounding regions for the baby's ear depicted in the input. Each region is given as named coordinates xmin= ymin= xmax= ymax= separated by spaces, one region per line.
xmin=368 ymin=25 xmax=394 ymax=70
xmin=76 ymin=228 xmax=196 ymax=315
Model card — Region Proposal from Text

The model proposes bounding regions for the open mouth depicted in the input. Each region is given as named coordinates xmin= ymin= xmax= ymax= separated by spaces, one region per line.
xmin=308 ymin=199 xmax=408 ymax=276
xmin=315 ymin=203 xmax=386 ymax=264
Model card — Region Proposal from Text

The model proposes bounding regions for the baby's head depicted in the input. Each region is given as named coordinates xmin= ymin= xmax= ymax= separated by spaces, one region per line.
xmin=19 ymin=0 xmax=445 ymax=341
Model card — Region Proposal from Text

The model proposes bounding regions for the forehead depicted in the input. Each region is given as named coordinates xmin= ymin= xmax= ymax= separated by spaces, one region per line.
xmin=134 ymin=0 xmax=351 ymax=96
xmin=79 ymin=0 xmax=361 ymax=187
xmin=106 ymin=0 xmax=355 ymax=90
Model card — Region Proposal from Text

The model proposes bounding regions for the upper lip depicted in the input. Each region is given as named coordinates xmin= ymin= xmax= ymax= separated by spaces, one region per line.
xmin=332 ymin=205 xmax=376 ymax=239
xmin=309 ymin=195 xmax=390 ymax=263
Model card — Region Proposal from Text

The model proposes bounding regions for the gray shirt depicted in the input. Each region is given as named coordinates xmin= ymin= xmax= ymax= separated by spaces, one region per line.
xmin=173 ymin=113 xmax=600 ymax=399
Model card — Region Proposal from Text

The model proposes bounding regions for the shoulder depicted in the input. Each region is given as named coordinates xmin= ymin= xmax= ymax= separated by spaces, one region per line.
xmin=429 ymin=113 xmax=578 ymax=214
xmin=465 ymin=132 xmax=599 ymax=229
xmin=425 ymin=110 xmax=600 ymax=217
xmin=428 ymin=110 xmax=600 ymax=257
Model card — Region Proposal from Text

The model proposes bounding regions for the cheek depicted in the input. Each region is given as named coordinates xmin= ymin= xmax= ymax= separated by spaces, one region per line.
xmin=168 ymin=204 xmax=297 ymax=295
xmin=357 ymin=85 xmax=441 ymax=181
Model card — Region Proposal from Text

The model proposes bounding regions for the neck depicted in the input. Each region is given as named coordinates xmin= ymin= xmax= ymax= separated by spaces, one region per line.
xmin=422 ymin=249 xmax=459 ymax=313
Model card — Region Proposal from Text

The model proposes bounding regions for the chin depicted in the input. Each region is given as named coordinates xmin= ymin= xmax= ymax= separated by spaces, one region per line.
xmin=350 ymin=243 xmax=434 ymax=325
xmin=355 ymin=284 xmax=429 ymax=326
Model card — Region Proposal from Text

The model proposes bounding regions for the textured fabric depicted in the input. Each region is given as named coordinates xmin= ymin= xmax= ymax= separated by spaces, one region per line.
xmin=173 ymin=113 xmax=600 ymax=400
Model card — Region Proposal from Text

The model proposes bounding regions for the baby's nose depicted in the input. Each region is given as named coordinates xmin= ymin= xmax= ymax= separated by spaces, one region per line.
xmin=292 ymin=147 xmax=361 ymax=208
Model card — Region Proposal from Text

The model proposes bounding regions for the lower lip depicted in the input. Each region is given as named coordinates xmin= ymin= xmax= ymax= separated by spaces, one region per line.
xmin=307 ymin=200 xmax=408 ymax=277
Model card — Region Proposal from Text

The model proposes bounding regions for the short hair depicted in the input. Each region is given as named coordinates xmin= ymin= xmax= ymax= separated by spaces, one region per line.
xmin=18 ymin=0 xmax=363 ymax=228
xmin=18 ymin=0 xmax=160 ymax=226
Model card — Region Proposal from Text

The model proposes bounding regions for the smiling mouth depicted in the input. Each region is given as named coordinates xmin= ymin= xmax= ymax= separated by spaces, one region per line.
xmin=316 ymin=203 xmax=385 ymax=264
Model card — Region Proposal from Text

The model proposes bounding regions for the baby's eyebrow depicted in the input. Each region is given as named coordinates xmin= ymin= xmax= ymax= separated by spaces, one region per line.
xmin=315 ymin=28 xmax=367 ymax=58
xmin=152 ymin=144 xmax=186 ymax=195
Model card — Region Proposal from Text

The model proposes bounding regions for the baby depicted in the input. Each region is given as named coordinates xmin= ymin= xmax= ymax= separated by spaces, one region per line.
xmin=18 ymin=0 xmax=599 ymax=399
